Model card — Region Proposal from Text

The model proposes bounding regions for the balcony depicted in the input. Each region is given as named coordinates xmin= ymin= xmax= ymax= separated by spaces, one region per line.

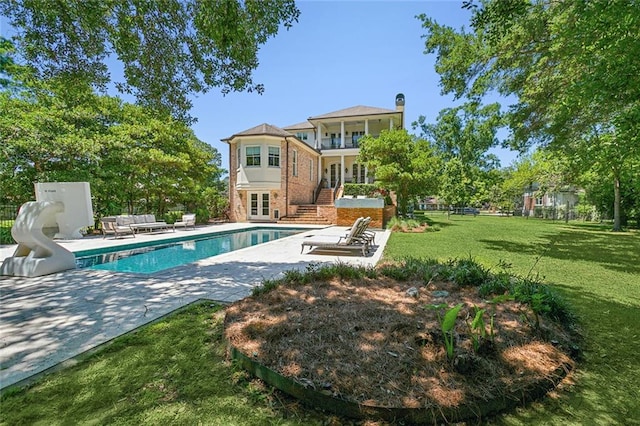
xmin=320 ymin=134 xmax=373 ymax=151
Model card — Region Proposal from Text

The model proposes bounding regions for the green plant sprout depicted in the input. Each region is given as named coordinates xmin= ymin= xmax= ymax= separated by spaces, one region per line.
xmin=427 ymin=303 xmax=463 ymax=359
xmin=442 ymin=303 xmax=463 ymax=360
xmin=466 ymin=306 xmax=486 ymax=353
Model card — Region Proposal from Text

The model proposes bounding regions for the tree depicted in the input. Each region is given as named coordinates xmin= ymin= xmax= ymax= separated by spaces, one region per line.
xmin=419 ymin=0 xmax=640 ymax=230
xmin=1 ymin=0 xmax=300 ymax=122
xmin=413 ymin=101 xmax=503 ymax=212
xmin=414 ymin=101 xmax=502 ymax=170
xmin=497 ymin=156 xmax=536 ymax=214
xmin=579 ymin=141 xmax=640 ymax=227
xmin=357 ymin=129 xmax=440 ymax=216
xmin=439 ymin=158 xmax=471 ymax=217
xmin=0 ymin=91 xmax=224 ymax=222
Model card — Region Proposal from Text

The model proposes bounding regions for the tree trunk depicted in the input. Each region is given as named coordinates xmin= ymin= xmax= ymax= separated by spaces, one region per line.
xmin=613 ymin=174 xmax=622 ymax=231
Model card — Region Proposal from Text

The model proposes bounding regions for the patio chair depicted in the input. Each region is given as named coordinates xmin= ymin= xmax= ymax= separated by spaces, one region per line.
xmin=344 ymin=216 xmax=376 ymax=245
xmin=100 ymin=217 xmax=135 ymax=239
xmin=173 ymin=213 xmax=196 ymax=230
xmin=352 ymin=216 xmax=376 ymax=245
xmin=301 ymin=217 xmax=369 ymax=256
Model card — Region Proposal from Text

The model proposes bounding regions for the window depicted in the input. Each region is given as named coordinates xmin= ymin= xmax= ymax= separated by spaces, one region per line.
xmin=330 ymin=133 xmax=341 ymax=148
xmin=352 ymin=131 xmax=365 ymax=147
xmin=246 ymin=146 xmax=261 ymax=166
xmin=268 ymin=146 xmax=280 ymax=167
xmin=353 ymin=163 xmax=366 ymax=183
xmin=292 ymin=150 xmax=298 ymax=176
xmin=250 ymin=193 xmax=258 ymax=215
xmin=535 ymin=197 xmax=543 ymax=206
xmin=309 ymin=159 xmax=313 ymax=181
xmin=296 ymin=132 xmax=308 ymax=141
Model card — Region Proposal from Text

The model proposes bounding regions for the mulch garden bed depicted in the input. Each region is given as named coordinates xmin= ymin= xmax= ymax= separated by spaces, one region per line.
xmin=224 ymin=273 xmax=578 ymax=423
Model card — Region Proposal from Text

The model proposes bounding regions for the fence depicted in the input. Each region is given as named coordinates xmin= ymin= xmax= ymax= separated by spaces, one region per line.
xmin=1 ymin=204 xmax=19 ymax=245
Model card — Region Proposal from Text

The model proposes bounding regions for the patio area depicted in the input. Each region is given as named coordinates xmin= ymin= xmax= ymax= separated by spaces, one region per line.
xmin=0 ymin=223 xmax=390 ymax=391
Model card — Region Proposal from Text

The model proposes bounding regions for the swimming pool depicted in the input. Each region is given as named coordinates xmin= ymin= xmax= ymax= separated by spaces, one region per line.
xmin=76 ymin=228 xmax=304 ymax=274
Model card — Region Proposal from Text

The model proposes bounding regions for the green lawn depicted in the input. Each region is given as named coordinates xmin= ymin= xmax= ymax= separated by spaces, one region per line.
xmin=385 ymin=214 xmax=640 ymax=425
xmin=1 ymin=215 xmax=638 ymax=425
xmin=1 ymin=303 xmax=317 ymax=426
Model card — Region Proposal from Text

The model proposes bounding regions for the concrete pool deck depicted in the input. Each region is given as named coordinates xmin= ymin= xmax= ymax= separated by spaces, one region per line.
xmin=0 ymin=223 xmax=390 ymax=390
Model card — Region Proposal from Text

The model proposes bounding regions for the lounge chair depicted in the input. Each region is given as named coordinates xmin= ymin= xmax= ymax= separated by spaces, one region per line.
xmin=101 ymin=217 xmax=135 ymax=239
xmin=173 ymin=213 xmax=196 ymax=230
xmin=347 ymin=216 xmax=376 ymax=245
xmin=301 ymin=217 xmax=369 ymax=256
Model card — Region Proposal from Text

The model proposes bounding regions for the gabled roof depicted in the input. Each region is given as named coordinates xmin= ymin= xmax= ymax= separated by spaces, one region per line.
xmin=282 ymin=120 xmax=315 ymax=131
xmin=308 ymin=105 xmax=398 ymax=120
xmin=222 ymin=123 xmax=292 ymax=142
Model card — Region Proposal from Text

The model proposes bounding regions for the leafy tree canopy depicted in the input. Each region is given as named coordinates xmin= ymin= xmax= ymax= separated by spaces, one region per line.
xmin=357 ymin=129 xmax=441 ymax=216
xmin=0 ymin=90 xmax=224 ymax=222
xmin=419 ymin=0 xmax=640 ymax=230
xmin=413 ymin=101 xmax=503 ymax=212
xmin=1 ymin=0 xmax=300 ymax=122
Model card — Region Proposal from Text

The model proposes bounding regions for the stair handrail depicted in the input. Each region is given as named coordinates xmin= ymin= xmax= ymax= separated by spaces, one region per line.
xmin=313 ymin=178 xmax=325 ymax=204
xmin=333 ymin=180 xmax=343 ymax=201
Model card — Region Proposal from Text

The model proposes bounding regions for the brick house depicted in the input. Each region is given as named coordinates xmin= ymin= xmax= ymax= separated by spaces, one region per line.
xmin=223 ymin=94 xmax=405 ymax=224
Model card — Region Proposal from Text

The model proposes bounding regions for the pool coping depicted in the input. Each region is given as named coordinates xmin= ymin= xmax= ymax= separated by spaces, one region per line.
xmin=0 ymin=222 xmax=390 ymax=390
xmin=73 ymin=225 xmax=309 ymax=258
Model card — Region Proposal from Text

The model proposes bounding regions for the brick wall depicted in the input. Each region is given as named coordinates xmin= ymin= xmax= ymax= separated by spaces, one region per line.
xmin=226 ymin=137 xmax=320 ymax=221
xmin=318 ymin=205 xmax=337 ymax=224
xmin=383 ymin=205 xmax=396 ymax=228
xmin=283 ymin=140 xmax=320 ymax=216
xmin=337 ymin=207 xmax=384 ymax=229
xmin=228 ymin=144 xmax=241 ymax=222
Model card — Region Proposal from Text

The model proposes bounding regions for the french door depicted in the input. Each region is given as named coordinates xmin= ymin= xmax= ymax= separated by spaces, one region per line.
xmin=249 ymin=193 xmax=270 ymax=220
xmin=329 ymin=163 xmax=342 ymax=187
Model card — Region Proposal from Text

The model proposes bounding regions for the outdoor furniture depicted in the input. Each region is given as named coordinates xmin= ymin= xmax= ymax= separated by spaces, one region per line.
xmin=352 ymin=216 xmax=376 ymax=245
xmin=173 ymin=213 xmax=196 ymax=230
xmin=126 ymin=214 xmax=170 ymax=233
xmin=101 ymin=217 xmax=135 ymax=239
xmin=301 ymin=217 xmax=369 ymax=256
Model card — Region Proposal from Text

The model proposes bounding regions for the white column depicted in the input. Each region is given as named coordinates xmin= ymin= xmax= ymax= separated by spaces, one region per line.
xmin=365 ymin=119 xmax=369 ymax=135
xmin=340 ymin=121 xmax=345 ymax=148
xmin=316 ymin=124 xmax=322 ymax=149
xmin=340 ymin=155 xmax=345 ymax=186
xmin=390 ymin=118 xmax=394 ymax=130
xmin=318 ymin=159 xmax=323 ymax=185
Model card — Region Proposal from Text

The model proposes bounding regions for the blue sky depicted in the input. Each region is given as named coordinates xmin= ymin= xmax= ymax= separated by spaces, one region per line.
xmin=2 ymin=1 xmax=521 ymax=171
xmin=191 ymin=0 xmax=520 ymax=172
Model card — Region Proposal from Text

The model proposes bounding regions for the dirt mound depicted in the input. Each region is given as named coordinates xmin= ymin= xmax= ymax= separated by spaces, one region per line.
xmin=224 ymin=275 xmax=577 ymax=422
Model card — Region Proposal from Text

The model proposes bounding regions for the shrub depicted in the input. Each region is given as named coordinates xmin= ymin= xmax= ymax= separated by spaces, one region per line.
xmin=343 ymin=183 xmax=378 ymax=197
xmin=163 ymin=211 xmax=184 ymax=224
xmin=478 ymin=272 xmax=512 ymax=297
xmin=429 ymin=258 xmax=489 ymax=287
xmin=0 ymin=224 xmax=15 ymax=245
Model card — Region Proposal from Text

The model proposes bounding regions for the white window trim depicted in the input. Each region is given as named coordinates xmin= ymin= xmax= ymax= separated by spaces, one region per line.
xmin=268 ymin=145 xmax=280 ymax=168
xmin=292 ymin=150 xmax=298 ymax=176
xmin=245 ymin=145 xmax=261 ymax=167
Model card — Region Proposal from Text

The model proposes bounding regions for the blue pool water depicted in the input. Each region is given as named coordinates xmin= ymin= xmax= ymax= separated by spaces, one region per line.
xmin=76 ymin=228 xmax=303 ymax=274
